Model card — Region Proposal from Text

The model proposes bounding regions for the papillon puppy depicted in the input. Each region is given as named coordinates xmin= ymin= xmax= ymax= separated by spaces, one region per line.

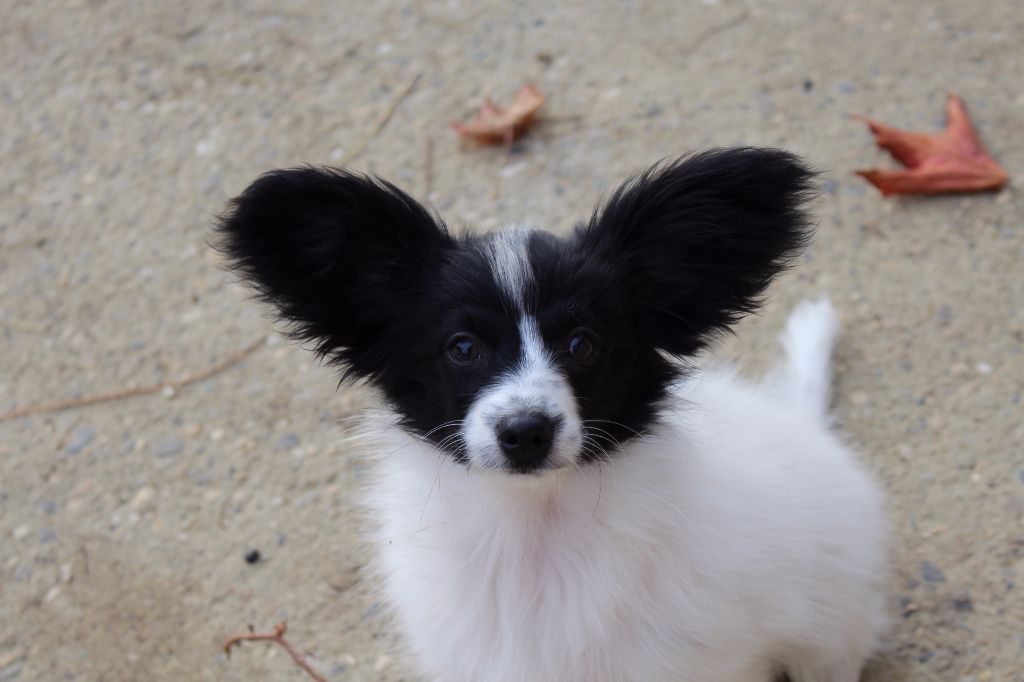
xmin=217 ymin=148 xmax=887 ymax=682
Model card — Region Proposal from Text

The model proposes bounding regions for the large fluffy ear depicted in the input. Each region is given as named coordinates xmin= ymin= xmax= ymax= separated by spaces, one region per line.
xmin=577 ymin=148 xmax=816 ymax=357
xmin=216 ymin=167 xmax=453 ymax=379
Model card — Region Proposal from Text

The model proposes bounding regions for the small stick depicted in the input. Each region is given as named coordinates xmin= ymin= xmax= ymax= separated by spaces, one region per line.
xmin=339 ymin=73 xmax=421 ymax=166
xmin=223 ymin=621 xmax=327 ymax=682
xmin=681 ymin=10 xmax=750 ymax=58
xmin=0 ymin=336 xmax=267 ymax=422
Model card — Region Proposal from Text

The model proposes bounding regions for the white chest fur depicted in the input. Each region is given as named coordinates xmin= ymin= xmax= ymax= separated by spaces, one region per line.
xmin=361 ymin=370 xmax=887 ymax=682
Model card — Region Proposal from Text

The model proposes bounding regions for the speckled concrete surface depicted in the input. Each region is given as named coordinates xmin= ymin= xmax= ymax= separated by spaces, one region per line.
xmin=1 ymin=1 xmax=1022 ymax=680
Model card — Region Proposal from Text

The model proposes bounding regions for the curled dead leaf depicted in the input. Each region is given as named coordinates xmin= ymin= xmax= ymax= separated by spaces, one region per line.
xmin=453 ymin=84 xmax=544 ymax=145
xmin=854 ymin=93 xmax=1009 ymax=196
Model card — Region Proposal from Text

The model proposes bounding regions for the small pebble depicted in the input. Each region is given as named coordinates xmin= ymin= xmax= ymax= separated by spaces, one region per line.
xmin=131 ymin=487 xmax=156 ymax=511
xmin=65 ymin=426 xmax=95 ymax=454
xmin=152 ymin=437 xmax=184 ymax=458
xmin=976 ymin=362 xmax=993 ymax=375
xmin=277 ymin=433 xmax=300 ymax=450
xmin=953 ymin=592 xmax=974 ymax=612
xmin=244 ymin=549 xmax=261 ymax=564
xmin=12 ymin=525 xmax=29 ymax=540
xmin=918 ymin=649 xmax=934 ymax=663
xmin=922 ymin=561 xmax=947 ymax=583
xmin=802 ymin=79 xmax=814 ymax=92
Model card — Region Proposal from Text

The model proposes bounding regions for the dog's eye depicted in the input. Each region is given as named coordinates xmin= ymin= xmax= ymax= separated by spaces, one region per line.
xmin=568 ymin=329 xmax=596 ymax=360
xmin=447 ymin=333 xmax=482 ymax=363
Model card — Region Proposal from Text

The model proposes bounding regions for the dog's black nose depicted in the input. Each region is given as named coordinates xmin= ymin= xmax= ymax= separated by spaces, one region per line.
xmin=496 ymin=414 xmax=555 ymax=470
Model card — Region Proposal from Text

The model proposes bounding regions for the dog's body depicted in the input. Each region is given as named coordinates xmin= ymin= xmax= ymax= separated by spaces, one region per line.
xmin=218 ymin=149 xmax=887 ymax=682
xmin=363 ymin=300 xmax=886 ymax=682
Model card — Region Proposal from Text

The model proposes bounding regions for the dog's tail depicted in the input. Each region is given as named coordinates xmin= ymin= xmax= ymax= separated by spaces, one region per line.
xmin=769 ymin=297 xmax=841 ymax=420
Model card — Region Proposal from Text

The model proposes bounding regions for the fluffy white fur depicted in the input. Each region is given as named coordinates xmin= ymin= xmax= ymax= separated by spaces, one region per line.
xmin=360 ymin=299 xmax=887 ymax=682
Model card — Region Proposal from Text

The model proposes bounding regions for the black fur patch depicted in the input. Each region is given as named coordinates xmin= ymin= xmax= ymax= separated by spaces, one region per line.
xmin=216 ymin=148 xmax=816 ymax=460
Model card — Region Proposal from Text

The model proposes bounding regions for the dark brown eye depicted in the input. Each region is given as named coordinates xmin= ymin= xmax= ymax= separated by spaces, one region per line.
xmin=568 ymin=330 xmax=595 ymax=360
xmin=447 ymin=333 xmax=481 ymax=363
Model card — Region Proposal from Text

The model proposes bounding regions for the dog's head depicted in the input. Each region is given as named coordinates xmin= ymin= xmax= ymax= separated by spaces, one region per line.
xmin=217 ymin=148 xmax=815 ymax=474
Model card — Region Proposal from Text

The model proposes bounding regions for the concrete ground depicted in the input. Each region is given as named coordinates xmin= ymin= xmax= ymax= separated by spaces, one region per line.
xmin=1 ymin=1 xmax=1022 ymax=680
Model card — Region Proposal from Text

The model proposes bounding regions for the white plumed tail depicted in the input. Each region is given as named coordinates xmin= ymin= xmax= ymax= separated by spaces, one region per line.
xmin=769 ymin=297 xmax=841 ymax=420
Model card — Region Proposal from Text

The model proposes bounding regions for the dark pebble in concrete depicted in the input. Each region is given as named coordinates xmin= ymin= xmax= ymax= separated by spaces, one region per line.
xmin=953 ymin=592 xmax=974 ymax=612
xmin=922 ymin=562 xmax=947 ymax=583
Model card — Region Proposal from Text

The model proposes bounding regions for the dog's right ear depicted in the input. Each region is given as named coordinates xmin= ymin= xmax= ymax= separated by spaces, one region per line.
xmin=216 ymin=167 xmax=453 ymax=377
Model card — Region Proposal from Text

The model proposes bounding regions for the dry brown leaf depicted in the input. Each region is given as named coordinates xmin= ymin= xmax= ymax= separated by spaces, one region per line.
xmin=854 ymin=93 xmax=1009 ymax=196
xmin=453 ymin=84 xmax=544 ymax=145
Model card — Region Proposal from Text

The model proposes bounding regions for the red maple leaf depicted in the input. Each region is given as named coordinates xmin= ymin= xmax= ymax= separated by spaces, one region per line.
xmin=854 ymin=93 xmax=1009 ymax=196
xmin=453 ymin=85 xmax=544 ymax=145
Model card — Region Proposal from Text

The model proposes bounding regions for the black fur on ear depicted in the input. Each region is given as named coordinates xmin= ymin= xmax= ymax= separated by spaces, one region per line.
xmin=576 ymin=148 xmax=817 ymax=357
xmin=215 ymin=166 xmax=454 ymax=381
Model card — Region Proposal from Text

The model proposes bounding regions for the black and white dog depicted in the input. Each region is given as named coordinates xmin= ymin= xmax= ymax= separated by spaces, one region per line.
xmin=218 ymin=148 xmax=887 ymax=682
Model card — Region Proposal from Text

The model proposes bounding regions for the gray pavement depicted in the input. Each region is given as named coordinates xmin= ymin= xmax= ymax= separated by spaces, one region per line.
xmin=1 ymin=1 xmax=1022 ymax=680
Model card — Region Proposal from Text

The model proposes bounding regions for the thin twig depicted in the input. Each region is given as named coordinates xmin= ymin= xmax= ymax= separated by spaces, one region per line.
xmin=224 ymin=621 xmax=327 ymax=682
xmin=681 ymin=10 xmax=750 ymax=58
xmin=338 ymin=73 xmax=421 ymax=166
xmin=0 ymin=336 xmax=267 ymax=422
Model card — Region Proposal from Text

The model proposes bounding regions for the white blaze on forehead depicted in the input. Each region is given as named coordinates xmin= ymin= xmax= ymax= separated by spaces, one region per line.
xmin=516 ymin=316 xmax=553 ymax=385
xmin=481 ymin=229 xmax=532 ymax=311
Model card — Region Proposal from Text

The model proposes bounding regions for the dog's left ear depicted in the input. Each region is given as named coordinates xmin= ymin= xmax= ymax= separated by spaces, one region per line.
xmin=577 ymin=148 xmax=816 ymax=357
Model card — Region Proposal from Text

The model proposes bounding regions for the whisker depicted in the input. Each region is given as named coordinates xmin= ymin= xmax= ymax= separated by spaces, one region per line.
xmin=582 ymin=426 xmax=623 ymax=448
xmin=421 ymin=420 xmax=466 ymax=440
xmin=582 ymin=419 xmax=644 ymax=437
